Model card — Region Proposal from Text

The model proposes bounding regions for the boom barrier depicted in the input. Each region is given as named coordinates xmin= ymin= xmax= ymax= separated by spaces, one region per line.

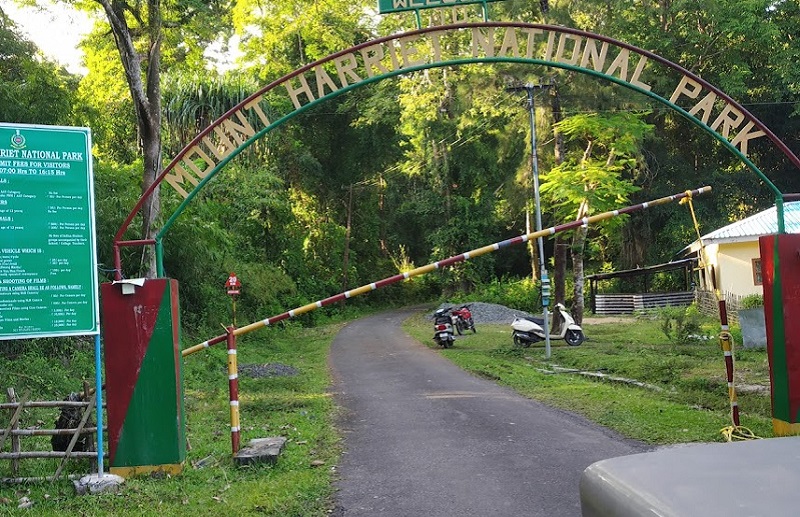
xmin=182 ymin=187 xmax=712 ymax=357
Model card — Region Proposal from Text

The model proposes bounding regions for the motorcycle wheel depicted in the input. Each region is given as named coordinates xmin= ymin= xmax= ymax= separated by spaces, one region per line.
xmin=565 ymin=329 xmax=585 ymax=346
xmin=455 ymin=320 xmax=464 ymax=336
xmin=444 ymin=339 xmax=454 ymax=349
xmin=470 ymin=319 xmax=477 ymax=333
xmin=512 ymin=333 xmax=530 ymax=348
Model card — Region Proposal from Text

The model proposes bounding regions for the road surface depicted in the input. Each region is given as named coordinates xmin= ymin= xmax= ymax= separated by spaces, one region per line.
xmin=329 ymin=308 xmax=649 ymax=516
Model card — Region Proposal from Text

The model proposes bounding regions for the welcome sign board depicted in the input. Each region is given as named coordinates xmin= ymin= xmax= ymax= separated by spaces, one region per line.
xmin=0 ymin=123 xmax=99 ymax=340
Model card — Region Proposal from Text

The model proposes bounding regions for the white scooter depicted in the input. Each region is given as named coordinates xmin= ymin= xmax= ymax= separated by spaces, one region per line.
xmin=432 ymin=307 xmax=456 ymax=348
xmin=511 ymin=303 xmax=585 ymax=347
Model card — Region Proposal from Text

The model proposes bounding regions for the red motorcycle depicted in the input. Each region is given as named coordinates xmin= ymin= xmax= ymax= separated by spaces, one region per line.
xmin=450 ymin=304 xmax=476 ymax=335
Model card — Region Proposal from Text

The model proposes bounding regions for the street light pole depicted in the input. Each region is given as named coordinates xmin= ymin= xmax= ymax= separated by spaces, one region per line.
xmin=508 ymin=82 xmax=552 ymax=358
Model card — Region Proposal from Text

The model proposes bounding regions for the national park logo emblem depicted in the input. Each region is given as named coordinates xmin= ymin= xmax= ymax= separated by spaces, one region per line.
xmin=10 ymin=130 xmax=26 ymax=150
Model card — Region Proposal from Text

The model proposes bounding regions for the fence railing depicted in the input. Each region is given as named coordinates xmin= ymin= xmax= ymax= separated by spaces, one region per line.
xmin=1 ymin=386 xmax=106 ymax=484
xmin=694 ymin=290 xmax=747 ymax=325
xmin=593 ymin=291 xmax=695 ymax=315
xmin=593 ymin=289 xmax=750 ymax=325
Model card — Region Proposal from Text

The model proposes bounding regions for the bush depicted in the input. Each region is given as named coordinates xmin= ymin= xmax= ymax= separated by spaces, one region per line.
xmin=658 ymin=304 xmax=706 ymax=344
xmin=740 ymin=294 xmax=764 ymax=309
xmin=471 ymin=277 xmax=539 ymax=312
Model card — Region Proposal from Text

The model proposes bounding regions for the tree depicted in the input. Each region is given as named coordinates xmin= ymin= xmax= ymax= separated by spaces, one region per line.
xmin=553 ymin=0 xmax=800 ymax=268
xmin=36 ymin=0 xmax=233 ymax=277
xmin=0 ymin=10 xmax=76 ymax=125
xmin=540 ymin=112 xmax=651 ymax=323
xmin=233 ymin=0 xmax=375 ymax=79
xmin=89 ymin=0 xmax=165 ymax=277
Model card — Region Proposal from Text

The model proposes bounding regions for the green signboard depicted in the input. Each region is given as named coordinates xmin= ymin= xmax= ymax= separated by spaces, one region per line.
xmin=378 ymin=0 xmax=505 ymax=14
xmin=0 ymin=123 xmax=99 ymax=340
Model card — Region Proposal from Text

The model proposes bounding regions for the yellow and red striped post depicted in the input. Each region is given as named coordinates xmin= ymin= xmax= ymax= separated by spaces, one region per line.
xmin=683 ymin=190 xmax=741 ymax=428
xmin=717 ymin=302 xmax=740 ymax=426
xmin=226 ymin=326 xmax=241 ymax=453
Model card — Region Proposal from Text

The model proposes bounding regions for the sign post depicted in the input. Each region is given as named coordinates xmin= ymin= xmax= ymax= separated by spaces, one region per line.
xmin=0 ymin=122 xmax=106 ymax=480
xmin=0 ymin=123 xmax=99 ymax=339
xmin=225 ymin=272 xmax=241 ymax=326
xmin=377 ymin=0 xmax=504 ymax=15
xmin=377 ymin=0 xmax=505 ymax=25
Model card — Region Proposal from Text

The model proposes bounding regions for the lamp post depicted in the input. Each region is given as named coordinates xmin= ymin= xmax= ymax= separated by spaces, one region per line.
xmin=507 ymin=82 xmax=552 ymax=358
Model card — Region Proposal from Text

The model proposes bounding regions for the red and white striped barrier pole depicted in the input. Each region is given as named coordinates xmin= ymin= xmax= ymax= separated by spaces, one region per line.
xmin=183 ymin=186 xmax=712 ymax=357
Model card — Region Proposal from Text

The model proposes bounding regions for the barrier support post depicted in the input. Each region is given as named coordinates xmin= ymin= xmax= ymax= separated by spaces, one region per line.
xmin=760 ymin=234 xmax=800 ymax=435
xmin=227 ymin=326 xmax=241 ymax=453
xmin=102 ymin=278 xmax=186 ymax=477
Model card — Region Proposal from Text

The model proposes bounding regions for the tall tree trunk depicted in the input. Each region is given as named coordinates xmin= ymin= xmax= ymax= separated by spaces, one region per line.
xmin=97 ymin=0 xmax=162 ymax=278
xmin=571 ymin=200 xmax=589 ymax=326
xmin=554 ymin=236 xmax=567 ymax=304
xmin=141 ymin=124 xmax=161 ymax=278
xmin=569 ymin=140 xmax=594 ymax=325
xmin=571 ymin=229 xmax=587 ymax=326
xmin=379 ymin=174 xmax=388 ymax=257
xmin=341 ymin=184 xmax=353 ymax=307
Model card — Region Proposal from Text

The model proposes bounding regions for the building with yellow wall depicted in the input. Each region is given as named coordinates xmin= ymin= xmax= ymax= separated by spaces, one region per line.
xmin=687 ymin=202 xmax=800 ymax=298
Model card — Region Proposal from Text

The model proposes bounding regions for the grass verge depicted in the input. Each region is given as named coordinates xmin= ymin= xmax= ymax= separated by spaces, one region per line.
xmin=0 ymin=308 xmax=777 ymax=513
xmin=0 ymin=324 xmax=342 ymax=516
xmin=403 ymin=311 xmax=774 ymax=444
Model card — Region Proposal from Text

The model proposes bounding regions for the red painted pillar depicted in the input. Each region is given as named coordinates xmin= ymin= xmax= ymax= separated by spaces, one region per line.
xmin=760 ymin=234 xmax=800 ymax=435
xmin=101 ymin=278 xmax=186 ymax=477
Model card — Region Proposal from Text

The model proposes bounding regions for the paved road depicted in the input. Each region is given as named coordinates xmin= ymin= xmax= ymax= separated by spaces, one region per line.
xmin=329 ymin=308 xmax=650 ymax=516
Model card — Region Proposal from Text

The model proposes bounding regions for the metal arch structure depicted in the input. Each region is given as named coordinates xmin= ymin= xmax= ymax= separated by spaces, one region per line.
xmin=112 ymin=21 xmax=800 ymax=280
xmin=106 ymin=20 xmax=800 ymax=438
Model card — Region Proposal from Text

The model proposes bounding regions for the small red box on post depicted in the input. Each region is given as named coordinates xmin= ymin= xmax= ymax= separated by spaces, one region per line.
xmin=225 ymin=272 xmax=241 ymax=295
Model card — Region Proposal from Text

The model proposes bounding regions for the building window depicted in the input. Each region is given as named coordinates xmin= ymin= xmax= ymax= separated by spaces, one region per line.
xmin=752 ymin=258 xmax=762 ymax=286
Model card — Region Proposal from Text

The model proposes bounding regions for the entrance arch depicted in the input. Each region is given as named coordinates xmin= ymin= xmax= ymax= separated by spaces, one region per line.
xmin=102 ymin=23 xmax=800 ymax=459
xmin=112 ymin=22 xmax=800 ymax=278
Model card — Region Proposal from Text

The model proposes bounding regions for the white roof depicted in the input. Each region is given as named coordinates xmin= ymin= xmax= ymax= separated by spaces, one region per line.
xmin=688 ymin=201 xmax=800 ymax=251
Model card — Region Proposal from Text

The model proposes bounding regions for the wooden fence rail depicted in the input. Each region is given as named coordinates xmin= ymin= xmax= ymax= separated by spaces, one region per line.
xmin=695 ymin=289 xmax=745 ymax=325
xmin=2 ymin=386 xmax=106 ymax=484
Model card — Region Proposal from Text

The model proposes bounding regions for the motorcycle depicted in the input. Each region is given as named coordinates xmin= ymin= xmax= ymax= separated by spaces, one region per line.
xmin=511 ymin=303 xmax=585 ymax=347
xmin=432 ymin=307 xmax=456 ymax=348
xmin=450 ymin=304 xmax=476 ymax=335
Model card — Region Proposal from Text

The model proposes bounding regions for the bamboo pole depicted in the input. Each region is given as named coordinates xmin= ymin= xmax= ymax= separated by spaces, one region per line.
xmin=183 ymin=186 xmax=712 ymax=357
xmin=1 ymin=389 xmax=29 ymax=452
xmin=0 ymin=401 xmax=93 ymax=410
xmin=0 ymin=389 xmax=108 ymax=484
xmin=53 ymin=401 xmax=95 ymax=481
xmin=1 ymin=474 xmax=84 ymax=484
xmin=6 ymin=389 xmax=19 ymax=477
xmin=1 ymin=428 xmax=101 ymax=437
xmin=0 ymin=451 xmax=102 ymax=459
xmin=226 ymin=327 xmax=241 ymax=454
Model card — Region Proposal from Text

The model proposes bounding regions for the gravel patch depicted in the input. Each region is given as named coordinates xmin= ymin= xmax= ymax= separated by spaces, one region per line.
xmin=238 ymin=363 xmax=299 ymax=378
xmin=435 ymin=301 xmax=534 ymax=324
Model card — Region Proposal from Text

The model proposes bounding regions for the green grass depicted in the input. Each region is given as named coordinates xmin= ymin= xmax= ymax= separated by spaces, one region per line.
xmin=0 ymin=324 xmax=343 ymax=516
xmin=403 ymin=312 xmax=775 ymax=444
xmin=0 ymin=309 xmax=778 ymax=514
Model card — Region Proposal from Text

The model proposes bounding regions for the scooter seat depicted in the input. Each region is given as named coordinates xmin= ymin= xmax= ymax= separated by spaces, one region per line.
xmin=518 ymin=315 xmax=544 ymax=326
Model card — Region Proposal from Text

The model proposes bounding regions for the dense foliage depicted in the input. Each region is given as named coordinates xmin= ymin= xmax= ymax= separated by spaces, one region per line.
xmin=0 ymin=12 xmax=76 ymax=124
xmin=2 ymin=0 xmax=799 ymax=336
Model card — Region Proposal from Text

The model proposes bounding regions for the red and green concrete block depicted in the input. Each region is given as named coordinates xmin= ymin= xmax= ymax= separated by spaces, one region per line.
xmin=101 ymin=278 xmax=186 ymax=477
